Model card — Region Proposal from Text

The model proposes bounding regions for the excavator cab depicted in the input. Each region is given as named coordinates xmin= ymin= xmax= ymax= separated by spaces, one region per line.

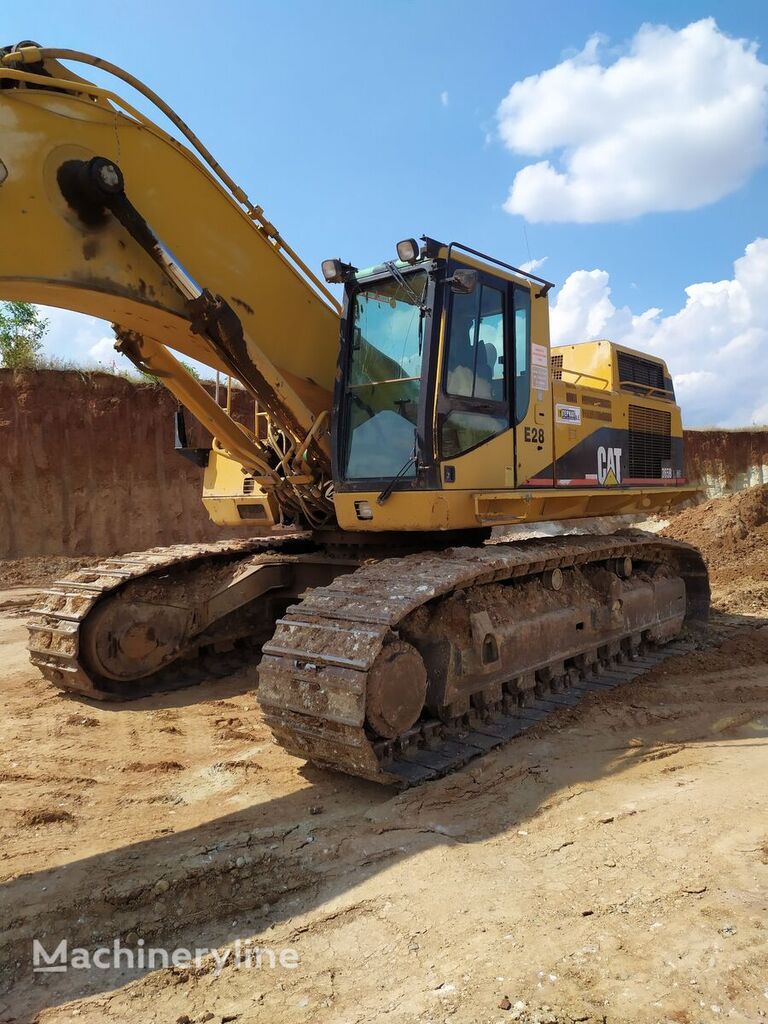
xmin=326 ymin=240 xmax=553 ymax=532
xmin=326 ymin=239 xmax=694 ymax=534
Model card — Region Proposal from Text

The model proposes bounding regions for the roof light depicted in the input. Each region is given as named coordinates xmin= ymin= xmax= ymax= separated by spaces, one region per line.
xmin=321 ymin=258 xmax=357 ymax=284
xmin=396 ymin=238 xmax=420 ymax=263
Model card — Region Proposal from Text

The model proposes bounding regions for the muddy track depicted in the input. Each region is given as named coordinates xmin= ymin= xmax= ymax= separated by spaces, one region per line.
xmin=25 ymin=531 xmax=709 ymax=787
xmin=26 ymin=535 xmax=312 ymax=699
xmin=260 ymin=532 xmax=709 ymax=784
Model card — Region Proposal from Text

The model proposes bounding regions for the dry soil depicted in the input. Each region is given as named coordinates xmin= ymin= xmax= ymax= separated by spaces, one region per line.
xmin=0 ymin=488 xmax=766 ymax=1024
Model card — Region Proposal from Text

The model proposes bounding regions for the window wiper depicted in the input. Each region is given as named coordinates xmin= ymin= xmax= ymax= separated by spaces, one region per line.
xmin=385 ymin=261 xmax=430 ymax=356
xmin=385 ymin=261 xmax=428 ymax=311
xmin=376 ymin=449 xmax=418 ymax=505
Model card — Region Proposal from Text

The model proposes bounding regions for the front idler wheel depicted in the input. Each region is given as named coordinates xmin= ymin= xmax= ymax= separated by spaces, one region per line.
xmin=365 ymin=639 xmax=427 ymax=740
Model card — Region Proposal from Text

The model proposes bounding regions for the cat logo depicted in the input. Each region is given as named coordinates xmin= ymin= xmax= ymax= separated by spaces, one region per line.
xmin=597 ymin=446 xmax=623 ymax=486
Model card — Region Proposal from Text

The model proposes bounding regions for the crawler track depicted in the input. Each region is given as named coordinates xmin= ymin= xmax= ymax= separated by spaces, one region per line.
xmin=259 ymin=532 xmax=709 ymax=785
xmin=27 ymin=536 xmax=311 ymax=699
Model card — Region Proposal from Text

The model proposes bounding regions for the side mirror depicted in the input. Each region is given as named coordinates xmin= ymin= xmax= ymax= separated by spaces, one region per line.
xmin=447 ymin=268 xmax=478 ymax=295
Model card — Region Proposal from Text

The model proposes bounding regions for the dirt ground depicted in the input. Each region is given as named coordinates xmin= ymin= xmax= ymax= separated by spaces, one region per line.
xmin=1 ymin=488 xmax=767 ymax=1024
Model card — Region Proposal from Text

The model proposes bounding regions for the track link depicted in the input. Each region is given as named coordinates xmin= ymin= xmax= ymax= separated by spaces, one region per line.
xmin=27 ymin=535 xmax=309 ymax=699
xmin=259 ymin=532 xmax=709 ymax=785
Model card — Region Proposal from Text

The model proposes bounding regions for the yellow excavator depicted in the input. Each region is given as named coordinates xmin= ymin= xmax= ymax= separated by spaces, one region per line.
xmin=0 ymin=43 xmax=709 ymax=784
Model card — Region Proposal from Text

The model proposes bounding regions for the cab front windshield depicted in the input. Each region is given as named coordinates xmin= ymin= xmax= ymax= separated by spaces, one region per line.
xmin=343 ymin=271 xmax=427 ymax=480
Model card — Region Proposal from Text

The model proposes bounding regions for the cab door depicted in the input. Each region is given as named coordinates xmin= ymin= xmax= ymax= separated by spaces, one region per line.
xmin=437 ymin=269 xmax=511 ymax=489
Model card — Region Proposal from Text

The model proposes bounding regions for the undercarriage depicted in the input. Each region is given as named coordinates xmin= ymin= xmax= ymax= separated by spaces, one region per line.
xmin=28 ymin=532 xmax=709 ymax=785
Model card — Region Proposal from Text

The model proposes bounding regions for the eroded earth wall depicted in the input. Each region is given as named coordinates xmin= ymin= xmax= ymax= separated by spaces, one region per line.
xmin=0 ymin=369 xmax=253 ymax=558
xmin=685 ymin=428 xmax=768 ymax=496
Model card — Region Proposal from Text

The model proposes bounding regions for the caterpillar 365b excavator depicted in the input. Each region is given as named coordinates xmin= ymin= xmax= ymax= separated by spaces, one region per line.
xmin=0 ymin=44 xmax=709 ymax=784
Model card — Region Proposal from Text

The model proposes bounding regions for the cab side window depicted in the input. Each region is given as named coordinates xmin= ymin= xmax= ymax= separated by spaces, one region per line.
xmin=445 ymin=285 xmax=505 ymax=401
xmin=514 ymin=286 xmax=531 ymax=423
xmin=442 ymin=280 xmax=508 ymax=458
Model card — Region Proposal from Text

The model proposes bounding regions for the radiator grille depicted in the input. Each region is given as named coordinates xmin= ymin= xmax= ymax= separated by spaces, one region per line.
xmin=617 ymin=351 xmax=666 ymax=394
xmin=628 ymin=405 xmax=672 ymax=479
xmin=551 ymin=354 xmax=563 ymax=380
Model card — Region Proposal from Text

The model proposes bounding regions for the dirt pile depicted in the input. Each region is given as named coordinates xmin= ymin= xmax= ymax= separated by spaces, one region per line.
xmin=662 ymin=483 xmax=768 ymax=613
xmin=0 ymin=555 xmax=100 ymax=589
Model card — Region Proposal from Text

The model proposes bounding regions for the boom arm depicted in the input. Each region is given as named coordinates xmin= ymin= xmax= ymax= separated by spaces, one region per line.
xmin=0 ymin=43 xmax=342 ymax=524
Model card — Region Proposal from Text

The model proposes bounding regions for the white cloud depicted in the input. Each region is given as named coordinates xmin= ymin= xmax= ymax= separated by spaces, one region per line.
xmin=549 ymin=238 xmax=768 ymax=426
xmin=497 ymin=19 xmax=768 ymax=222
xmin=35 ymin=305 xmax=213 ymax=378
xmin=519 ymin=256 xmax=548 ymax=274
xmin=440 ymin=90 xmax=449 ymax=108
xmin=88 ymin=336 xmax=123 ymax=370
xmin=34 ymin=306 xmax=131 ymax=369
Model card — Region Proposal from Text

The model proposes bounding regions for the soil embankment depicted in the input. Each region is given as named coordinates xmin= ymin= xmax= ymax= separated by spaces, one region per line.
xmin=662 ymin=482 xmax=768 ymax=614
xmin=0 ymin=369 xmax=253 ymax=559
xmin=685 ymin=427 xmax=767 ymax=496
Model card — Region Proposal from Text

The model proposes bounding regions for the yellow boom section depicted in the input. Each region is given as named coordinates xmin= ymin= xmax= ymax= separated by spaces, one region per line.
xmin=0 ymin=47 xmax=340 ymax=493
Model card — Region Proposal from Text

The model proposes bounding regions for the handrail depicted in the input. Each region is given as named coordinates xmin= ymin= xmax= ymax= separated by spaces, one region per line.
xmin=557 ymin=367 xmax=610 ymax=387
xmin=443 ymin=239 xmax=555 ymax=295
xmin=618 ymin=380 xmax=675 ymax=399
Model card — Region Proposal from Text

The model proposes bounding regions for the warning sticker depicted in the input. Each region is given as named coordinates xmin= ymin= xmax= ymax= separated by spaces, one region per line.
xmin=531 ymin=343 xmax=548 ymax=367
xmin=555 ymin=403 xmax=581 ymax=426
xmin=531 ymin=363 xmax=549 ymax=391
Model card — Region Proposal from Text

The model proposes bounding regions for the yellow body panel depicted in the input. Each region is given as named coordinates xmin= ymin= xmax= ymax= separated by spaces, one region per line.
xmin=513 ymin=284 xmax=554 ymax=486
xmin=202 ymin=449 xmax=278 ymax=528
xmin=335 ymin=485 xmax=695 ymax=532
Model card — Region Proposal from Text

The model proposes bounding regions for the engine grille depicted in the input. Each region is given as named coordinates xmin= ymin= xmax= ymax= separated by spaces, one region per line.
xmin=617 ymin=351 xmax=667 ymax=395
xmin=628 ymin=405 xmax=672 ymax=479
xmin=551 ymin=353 xmax=563 ymax=380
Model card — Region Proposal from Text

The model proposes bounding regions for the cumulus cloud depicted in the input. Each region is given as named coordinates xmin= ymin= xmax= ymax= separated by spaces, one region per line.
xmin=440 ymin=90 xmax=449 ymax=108
xmin=549 ymin=238 xmax=768 ymax=426
xmin=497 ymin=18 xmax=768 ymax=222
xmin=88 ymin=336 xmax=123 ymax=369
xmin=519 ymin=256 xmax=548 ymax=274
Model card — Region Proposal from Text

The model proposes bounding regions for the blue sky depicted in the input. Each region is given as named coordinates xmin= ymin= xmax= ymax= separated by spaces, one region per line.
xmin=4 ymin=1 xmax=768 ymax=425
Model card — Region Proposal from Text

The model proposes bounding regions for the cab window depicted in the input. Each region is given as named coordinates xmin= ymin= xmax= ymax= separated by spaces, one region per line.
xmin=445 ymin=285 xmax=505 ymax=401
xmin=514 ymin=286 xmax=531 ymax=422
xmin=343 ymin=272 xmax=427 ymax=479
xmin=441 ymin=280 xmax=508 ymax=458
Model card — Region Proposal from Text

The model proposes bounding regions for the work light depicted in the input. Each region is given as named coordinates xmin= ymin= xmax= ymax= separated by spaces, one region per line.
xmin=396 ymin=238 xmax=420 ymax=263
xmin=321 ymin=259 xmax=356 ymax=284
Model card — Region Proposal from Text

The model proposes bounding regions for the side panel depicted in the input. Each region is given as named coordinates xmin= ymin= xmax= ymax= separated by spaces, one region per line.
xmin=551 ymin=389 xmax=686 ymax=488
